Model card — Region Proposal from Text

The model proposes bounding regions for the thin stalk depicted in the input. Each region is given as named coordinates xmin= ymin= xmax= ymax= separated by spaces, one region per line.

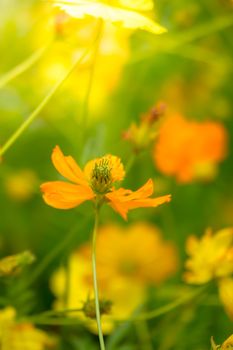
xmin=0 ymin=42 xmax=51 ymax=89
xmin=24 ymin=286 xmax=205 ymax=327
xmin=81 ymin=20 xmax=104 ymax=133
xmin=135 ymin=320 xmax=153 ymax=350
xmin=64 ymin=256 xmax=71 ymax=309
xmin=31 ymin=307 xmax=83 ymax=319
xmin=129 ymin=13 xmax=233 ymax=65
xmin=92 ymin=208 xmax=106 ymax=350
xmin=125 ymin=152 xmax=137 ymax=174
xmin=0 ymin=35 xmax=98 ymax=157
xmin=124 ymin=286 xmax=205 ymax=322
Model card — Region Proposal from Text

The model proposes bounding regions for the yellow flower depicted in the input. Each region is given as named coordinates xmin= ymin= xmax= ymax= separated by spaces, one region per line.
xmin=218 ymin=278 xmax=233 ymax=320
xmin=0 ymin=307 xmax=55 ymax=350
xmin=184 ymin=227 xmax=233 ymax=320
xmin=51 ymin=222 xmax=178 ymax=333
xmin=211 ymin=334 xmax=233 ymax=350
xmin=41 ymin=17 xmax=130 ymax=116
xmin=222 ymin=334 xmax=233 ymax=350
xmin=40 ymin=146 xmax=171 ymax=219
xmin=184 ymin=228 xmax=233 ymax=284
xmin=4 ymin=169 xmax=38 ymax=201
xmin=52 ymin=0 xmax=166 ymax=34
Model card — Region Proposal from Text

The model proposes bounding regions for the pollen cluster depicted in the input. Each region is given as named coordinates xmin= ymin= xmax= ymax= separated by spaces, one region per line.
xmin=90 ymin=158 xmax=113 ymax=194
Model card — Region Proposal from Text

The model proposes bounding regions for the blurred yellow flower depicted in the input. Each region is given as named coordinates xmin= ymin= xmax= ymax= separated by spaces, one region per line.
xmin=51 ymin=222 xmax=178 ymax=333
xmin=218 ymin=278 xmax=233 ymax=320
xmin=184 ymin=228 xmax=233 ymax=284
xmin=211 ymin=334 xmax=233 ymax=350
xmin=52 ymin=0 xmax=166 ymax=34
xmin=0 ymin=307 xmax=55 ymax=350
xmin=40 ymin=18 xmax=129 ymax=116
xmin=222 ymin=334 xmax=233 ymax=350
xmin=184 ymin=227 xmax=233 ymax=320
xmin=4 ymin=169 xmax=38 ymax=201
xmin=153 ymin=114 xmax=228 ymax=183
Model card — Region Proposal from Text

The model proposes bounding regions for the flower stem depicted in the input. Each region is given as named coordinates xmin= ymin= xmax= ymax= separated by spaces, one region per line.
xmin=0 ymin=35 xmax=99 ymax=157
xmin=92 ymin=208 xmax=106 ymax=350
xmin=81 ymin=20 xmax=104 ymax=134
xmin=0 ymin=42 xmax=52 ymax=89
xmin=124 ymin=286 xmax=205 ymax=322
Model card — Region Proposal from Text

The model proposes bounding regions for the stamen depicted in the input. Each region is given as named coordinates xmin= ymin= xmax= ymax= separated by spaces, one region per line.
xmin=82 ymin=298 xmax=113 ymax=319
xmin=90 ymin=158 xmax=113 ymax=194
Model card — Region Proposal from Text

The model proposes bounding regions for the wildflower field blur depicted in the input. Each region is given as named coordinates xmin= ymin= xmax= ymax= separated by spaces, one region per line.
xmin=0 ymin=0 xmax=233 ymax=349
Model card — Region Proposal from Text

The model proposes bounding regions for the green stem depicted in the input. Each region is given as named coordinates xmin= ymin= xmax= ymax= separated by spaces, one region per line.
xmin=24 ymin=286 xmax=205 ymax=327
xmin=135 ymin=320 xmax=153 ymax=350
xmin=125 ymin=152 xmax=137 ymax=174
xmin=129 ymin=14 xmax=233 ymax=65
xmin=125 ymin=286 xmax=205 ymax=322
xmin=81 ymin=20 xmax=104 ymax=133
xmin=30 ymin=307 xmax=83 ymax=319
xmin=0 ymin=35 xmax=99 ymax=157
xmin=0 ymin=42 xmax=51 ymax=89
xmin=92 ymin=208 xmax=106 ymax=350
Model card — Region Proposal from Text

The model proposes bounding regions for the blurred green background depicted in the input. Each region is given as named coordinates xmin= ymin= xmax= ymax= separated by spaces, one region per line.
xmin=0 ymin=0 xmax=233 ymax=349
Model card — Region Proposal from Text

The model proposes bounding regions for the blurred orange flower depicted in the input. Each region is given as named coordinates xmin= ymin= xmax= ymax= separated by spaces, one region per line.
xmin=184 ymin=227 xmax=233 ymax=320
xmin=51 ymin=222 xmax=178 ymax=333
xmin=41 ymin=145 xmax=171 ymax=219
xmin=153 ymin=114 xmax=227 ymax=183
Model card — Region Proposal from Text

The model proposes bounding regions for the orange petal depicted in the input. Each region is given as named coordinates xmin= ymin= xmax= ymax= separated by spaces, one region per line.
xmin=52 ymin=146 xmax=88 ymax=186
xmin=105 ymin=190 xmax=130 ymax=220
xmin=105 ymin=179 xmax=171 ymax=220
xmin=40 ymin=181 xmax=95 ymax=209
xmin=126 ymin=194 xmax=171 ymax=210
xmin=126 ymin=179 xmax=154 ymax=199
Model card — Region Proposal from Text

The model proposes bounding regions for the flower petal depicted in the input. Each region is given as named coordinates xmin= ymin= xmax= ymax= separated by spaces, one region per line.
xmin=218 ymin=277 xmax=233 ymax=320
xmin=52 ymin=145 xmax=88 ymax=186
xmin=118 ymin=0 xmax=154 ymax=11
xmin=126 ymin=194 xmax=172 ymax=210
xmin=53 ymin=1 xmax=167 ymax=34
xmin=126 ymin=179 xmax=154 ymax=199
xmin=40 ymin=181 xmax=95 ymax=209
xmin=105 ymin=179 xmax=171 ymax=220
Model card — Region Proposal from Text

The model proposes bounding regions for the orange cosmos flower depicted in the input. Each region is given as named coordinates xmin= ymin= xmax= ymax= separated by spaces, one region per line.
xmin=153 ymin=114 xmax=227 ymax=183
xmin=40 ymin=146 xmax=171 ymax=219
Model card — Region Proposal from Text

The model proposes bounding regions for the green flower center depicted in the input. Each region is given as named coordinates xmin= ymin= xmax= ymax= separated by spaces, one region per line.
xmin=82 ymin=298 xmax=113 ymax=319
xmin=90 ymin=159 xmax=113 ymax=194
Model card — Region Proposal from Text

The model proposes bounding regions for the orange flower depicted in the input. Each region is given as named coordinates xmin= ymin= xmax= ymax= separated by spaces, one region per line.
xmin=40 ymin=146 xmax=171 ymax=219
xmin=153 ymin=114 xmax=227 ymax=183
